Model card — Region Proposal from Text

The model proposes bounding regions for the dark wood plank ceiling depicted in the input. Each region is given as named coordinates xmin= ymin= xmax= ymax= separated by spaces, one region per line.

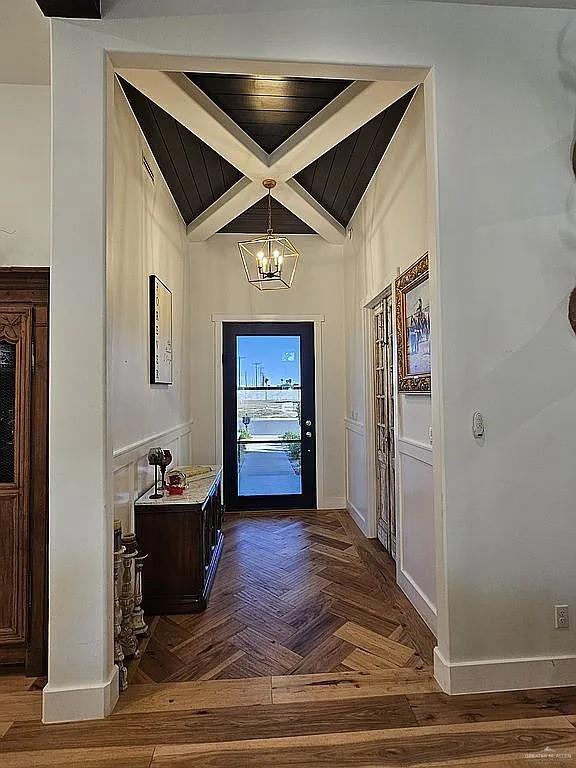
xmin=219 ymin=197 xmax=315 ymax=235
xmin=121 ymin=71 xmax=417 ymax=234
xmin=187 ymin=74 xmax=352 ymax=153
xmin=294 ymin=88 xmax=416 ymax=227
xmin=120 ymin=78 xmax=243 ymax=225
xmin=35 ymin=0 xmax=101 ymax=17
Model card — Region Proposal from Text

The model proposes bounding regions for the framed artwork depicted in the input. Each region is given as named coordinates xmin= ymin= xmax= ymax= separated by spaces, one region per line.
xmin=395 ymin=252 xmax=431 ymax=393
xmin=149 ymin=275 xmax=173 ymax=385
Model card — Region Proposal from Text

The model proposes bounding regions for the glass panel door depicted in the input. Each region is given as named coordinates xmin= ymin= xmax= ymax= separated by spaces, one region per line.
xmin=223 ymin=323 xmax=316 ymax=511
xmin=0 ymin=341 xmax=16 ymax=484
xmin=373 ymin=290 xmax=397 ymax=558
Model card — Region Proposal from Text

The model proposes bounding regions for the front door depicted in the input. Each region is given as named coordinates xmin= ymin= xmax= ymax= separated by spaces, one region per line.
xmin=223 ymin=322 xmax=317 ymax=511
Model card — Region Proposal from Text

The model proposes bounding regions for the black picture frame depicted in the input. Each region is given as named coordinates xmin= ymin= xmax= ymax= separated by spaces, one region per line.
xmin=149 ymin=275 xmax=173 ymax=385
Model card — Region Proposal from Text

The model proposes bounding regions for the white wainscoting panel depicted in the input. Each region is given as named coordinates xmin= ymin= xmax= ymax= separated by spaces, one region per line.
xmin=396 ymin=436 xmax=437 ymax=633
xmin=344 ymin=418 xmax=369 ymax=535
xmin=112 ymin=421 xmax=193 ymax=532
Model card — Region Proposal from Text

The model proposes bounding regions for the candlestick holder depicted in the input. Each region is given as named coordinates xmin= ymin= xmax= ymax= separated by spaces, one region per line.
xmin=148 ymin=447 xmax=164 ymax=499
xmin=159 ymin=449 xmax=172 ymax=489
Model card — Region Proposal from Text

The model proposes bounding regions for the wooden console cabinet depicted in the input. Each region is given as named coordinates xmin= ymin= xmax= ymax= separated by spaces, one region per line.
xmin=134 ymin=466 xmax=223 ymax=614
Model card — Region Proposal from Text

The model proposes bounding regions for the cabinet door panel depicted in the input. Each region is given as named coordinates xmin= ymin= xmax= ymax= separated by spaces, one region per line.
xmin=0 ymin=494 xmax=24 ymax=643
xmin=0 ymin=308 xmax=31 ymax=662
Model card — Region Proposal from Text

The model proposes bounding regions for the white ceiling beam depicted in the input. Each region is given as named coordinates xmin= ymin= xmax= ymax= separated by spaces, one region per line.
xmin=186 ymin=178 xmax=266 ymax=241
xmin=269 ymin=80 xmax=419 ymax=179
xmin=117 ymin=69 xmax=270 ymax=178
xmin=274 ymin=180 xmax=346 ymax=244
xmin=119 ymin=69 xmax=418 ymax=243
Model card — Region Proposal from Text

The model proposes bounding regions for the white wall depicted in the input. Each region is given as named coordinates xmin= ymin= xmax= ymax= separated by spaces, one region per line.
xmin=48 ymin=0 xmax=576 ymax=717
xmin=0 ymin=85 xmax=50 ymax=267
xmin=109 ymin=79 xmax=192 ymax=531
xmin=0 ymin=0 xmax=49 ymax=86
xmin=344 ymin=87 xmax=436 ymax=630
xmin=188 ymin=234 xmax=346 ymax=508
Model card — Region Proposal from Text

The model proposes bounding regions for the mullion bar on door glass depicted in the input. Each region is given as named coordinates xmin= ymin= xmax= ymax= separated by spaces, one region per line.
xmin=236 ymin=334 xmax=302 ymax=496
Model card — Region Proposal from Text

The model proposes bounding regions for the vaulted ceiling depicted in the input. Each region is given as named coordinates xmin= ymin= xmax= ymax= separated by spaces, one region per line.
xmin=119 ymin=71 xmax=419 ymax=240
xmin=186 ymin=74 xmax=352 ymax=154
xmin=121 ymin=80 xmax=243 ymax=225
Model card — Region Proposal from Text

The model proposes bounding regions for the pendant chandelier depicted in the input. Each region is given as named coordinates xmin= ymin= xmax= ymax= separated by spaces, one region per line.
xmin=238 ymin=179 xmax=299 ymax=291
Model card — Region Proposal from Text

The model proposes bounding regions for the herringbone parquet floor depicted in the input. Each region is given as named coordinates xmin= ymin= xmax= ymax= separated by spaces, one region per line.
xmin=129 ymin=510 xmax=436 ymax=683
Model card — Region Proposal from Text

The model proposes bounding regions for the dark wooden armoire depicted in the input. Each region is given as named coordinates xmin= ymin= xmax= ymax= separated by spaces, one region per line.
xmin=0 ymin=268 xmax=49 ymax=674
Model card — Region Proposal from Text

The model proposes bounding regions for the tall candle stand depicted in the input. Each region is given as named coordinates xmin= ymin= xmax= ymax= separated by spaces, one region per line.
xmin=132 ymin=553 xmax=149 ymax=637
xmin=120 ymin=533 xmax=140 ymax=660
xmin=113 ymin=536 xmax=128 ymax=691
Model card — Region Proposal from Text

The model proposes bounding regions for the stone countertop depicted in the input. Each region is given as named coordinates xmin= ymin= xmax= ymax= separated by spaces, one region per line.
xmin=135 ymin=465 xmax=222 ymax=507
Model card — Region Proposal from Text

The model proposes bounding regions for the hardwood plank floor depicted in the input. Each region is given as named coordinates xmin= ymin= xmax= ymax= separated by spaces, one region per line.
xmin=149 ymin=718 xmax=576 ymax=766
xmin=3 ymin=512 xmax=576 ymax=766
xmin=2 ymin=671 xmax=576 ymax=766
xmin=0 ymin=745 xmax=156 ymax=767
xmin=130 ymin=511 xmax=435 ymax=683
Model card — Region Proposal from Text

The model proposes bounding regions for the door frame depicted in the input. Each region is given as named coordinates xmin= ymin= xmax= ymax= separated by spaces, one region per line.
xmin=222 ymin=321 xmax=317 ymax=511
xmin=211 ymin=314 xmax=328 ymax=508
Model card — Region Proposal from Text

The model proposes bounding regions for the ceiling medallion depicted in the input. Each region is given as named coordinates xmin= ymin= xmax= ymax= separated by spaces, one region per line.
xmin=238 ymin=180 xmax=299 ymax=291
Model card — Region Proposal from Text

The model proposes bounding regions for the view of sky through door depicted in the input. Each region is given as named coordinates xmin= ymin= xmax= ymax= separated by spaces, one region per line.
xmin=236 ymin=335 xmax=302 ymax=496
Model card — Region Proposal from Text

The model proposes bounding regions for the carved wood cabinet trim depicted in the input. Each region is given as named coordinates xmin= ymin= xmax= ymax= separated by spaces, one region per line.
xmin=0 ymin=306 xmax=32 ymax=654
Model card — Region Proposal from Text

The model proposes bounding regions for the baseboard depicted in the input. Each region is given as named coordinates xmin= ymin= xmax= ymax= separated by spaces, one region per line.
xmin=397 ymin=568 xmax=437 ymax=634
xmin=318 ymin=496 xmax=346 ymax=510
xmin=42 ymin=666 xmax=119 ymax=723
xmin=434 ymin=647 xmax=576 ymax=695
xmin=346 ymin=499 xmax=369 ymax=536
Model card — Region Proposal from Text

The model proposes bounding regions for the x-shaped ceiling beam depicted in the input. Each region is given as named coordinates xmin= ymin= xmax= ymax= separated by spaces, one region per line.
xmin=118 ymin=69 xmax=419 ymax=243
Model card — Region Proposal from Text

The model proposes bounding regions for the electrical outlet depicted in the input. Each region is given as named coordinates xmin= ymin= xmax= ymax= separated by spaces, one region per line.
xmin=555 ymin=605 xmax=569 ymax=629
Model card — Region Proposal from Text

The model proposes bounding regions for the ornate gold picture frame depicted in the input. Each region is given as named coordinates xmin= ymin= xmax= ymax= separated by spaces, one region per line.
xmin=395 ymin=253 xmax=431 ymax=393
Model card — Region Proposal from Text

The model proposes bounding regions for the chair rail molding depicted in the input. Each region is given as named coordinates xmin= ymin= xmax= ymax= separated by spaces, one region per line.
xmin=113 ymin=421 xmax=193 ymax=531
xmin=344 ymin=417 xmax=365 ymax=435
xmin=112 ymin=421 xmax=193 ymax=470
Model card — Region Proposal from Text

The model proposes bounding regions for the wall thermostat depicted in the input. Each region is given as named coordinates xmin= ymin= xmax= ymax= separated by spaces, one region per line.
xmin=472 ymin=411 xmax=485 ymax=439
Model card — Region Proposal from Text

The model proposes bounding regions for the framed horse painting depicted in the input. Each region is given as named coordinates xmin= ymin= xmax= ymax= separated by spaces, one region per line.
xmin=395 ymin=253 xmax=431 ymax=393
